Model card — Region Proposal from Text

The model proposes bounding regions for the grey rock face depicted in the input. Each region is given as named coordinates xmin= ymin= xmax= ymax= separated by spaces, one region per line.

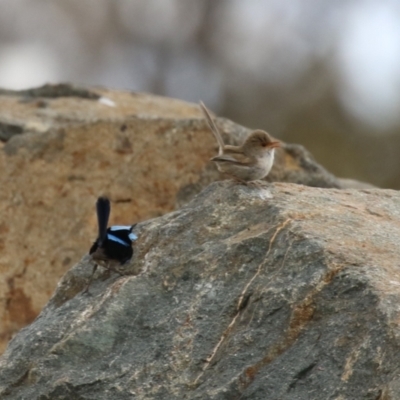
xmin=1 ymin=181 xmax=400 ymax=399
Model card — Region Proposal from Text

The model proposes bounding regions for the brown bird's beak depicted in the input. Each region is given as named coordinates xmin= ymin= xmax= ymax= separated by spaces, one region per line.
xmin=268 ymin=140 xmax=281 ymax=149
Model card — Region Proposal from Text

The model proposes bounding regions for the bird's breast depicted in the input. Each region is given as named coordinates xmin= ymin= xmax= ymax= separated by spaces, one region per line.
xmin=258 ymin=149 xmax=274 ymax=169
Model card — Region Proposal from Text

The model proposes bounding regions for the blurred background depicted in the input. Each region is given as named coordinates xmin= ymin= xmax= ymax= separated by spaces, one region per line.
xmin=0 ymin=0 xmax=400 ymax=188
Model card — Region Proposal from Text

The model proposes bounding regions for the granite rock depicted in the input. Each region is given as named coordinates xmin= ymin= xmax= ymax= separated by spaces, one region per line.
xmin=0 ymin=182 xmax=400 ymax=399
xmin=0 ymin=84 xmax=344 ymax=353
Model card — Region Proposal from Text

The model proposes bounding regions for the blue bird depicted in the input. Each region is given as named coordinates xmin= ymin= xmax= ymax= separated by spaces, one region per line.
xmin=84 ymin=197 xmax=138 ymax=293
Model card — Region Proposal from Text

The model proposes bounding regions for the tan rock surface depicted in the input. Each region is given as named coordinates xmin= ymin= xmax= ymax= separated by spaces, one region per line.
xmin=0 ymin=84 xmax=340 ymax=353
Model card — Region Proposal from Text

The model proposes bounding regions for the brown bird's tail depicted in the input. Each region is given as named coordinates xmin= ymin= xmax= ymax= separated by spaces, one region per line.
xmin=200 ymin=101 xmax=224 ymax=156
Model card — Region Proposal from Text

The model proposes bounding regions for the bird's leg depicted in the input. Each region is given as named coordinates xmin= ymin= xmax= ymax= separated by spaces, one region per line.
xmin=230 ymin=176 xmax=266 ymax=188
xmin=230 ymin=177 xmax=248 ymax=185
xmin=83 ymin=263 xmax=98 ymax=294
xmin=102 ymin=263 xmax=113 ymax=280
xmin=245 ymin=180 xmax=260 ymax=188
xmin=104 ymin=262 xmax=125 ymax=276
xmin=248 ymin=180 xmax=268 ymax=189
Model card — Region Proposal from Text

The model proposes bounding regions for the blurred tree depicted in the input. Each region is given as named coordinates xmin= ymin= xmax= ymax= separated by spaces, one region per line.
xmin=0 ymin=0 xmax=399 ymax=187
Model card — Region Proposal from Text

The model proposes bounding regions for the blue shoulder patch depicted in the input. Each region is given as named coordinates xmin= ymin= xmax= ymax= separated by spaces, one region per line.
xmin=109 ymin=225 xmax=131 ymax=232
xmin=107 ymin=233 xmax=130 ymax=247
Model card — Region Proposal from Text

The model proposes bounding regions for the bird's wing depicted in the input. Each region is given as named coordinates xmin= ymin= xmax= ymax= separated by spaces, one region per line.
xmin=223 ymin=145 xmax=245 ymax=154
xmin=211 ymin=152 xmax=253 ymax=165
xmin=200 ymin=101 xmax=224 ymax=155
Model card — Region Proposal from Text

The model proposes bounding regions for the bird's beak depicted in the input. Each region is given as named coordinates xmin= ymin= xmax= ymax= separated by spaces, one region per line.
xmin=268 ymin=140 xmax=281 ymax=149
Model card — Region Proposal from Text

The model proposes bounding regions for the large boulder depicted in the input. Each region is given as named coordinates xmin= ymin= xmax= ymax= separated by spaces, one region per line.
xmin=0 ymin=181 xmax=399 ymax=399
xmin=0 ymin=84 xmax=343 ymax=353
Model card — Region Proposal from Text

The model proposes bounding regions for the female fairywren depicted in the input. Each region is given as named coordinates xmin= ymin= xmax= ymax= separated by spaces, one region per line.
xmin=200 ymin=102 xmax=280 ymax=182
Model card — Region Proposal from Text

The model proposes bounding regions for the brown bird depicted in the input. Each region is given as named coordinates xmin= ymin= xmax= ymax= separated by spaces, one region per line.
xmin=200 ymin=102 xmax=280 ymax=182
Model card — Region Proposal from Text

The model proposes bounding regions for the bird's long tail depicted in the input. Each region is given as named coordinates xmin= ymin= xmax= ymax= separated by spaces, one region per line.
xmin=96 ymin=197 xmax=110 ymax=246
xmin=200 ymin=101 xmax=224 ymax=156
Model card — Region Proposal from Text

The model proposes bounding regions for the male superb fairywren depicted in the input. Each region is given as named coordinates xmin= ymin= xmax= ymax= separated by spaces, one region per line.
xmin=84 ymin=196 xmax=138 ymax=293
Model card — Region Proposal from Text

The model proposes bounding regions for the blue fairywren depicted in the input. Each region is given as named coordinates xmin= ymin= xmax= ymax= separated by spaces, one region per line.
xmin=84 ymin=197 xmax=138 ymax=293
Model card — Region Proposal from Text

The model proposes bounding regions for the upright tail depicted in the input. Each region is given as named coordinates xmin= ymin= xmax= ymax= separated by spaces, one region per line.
xmin=200 ymin=101 xmax=224 ymax=156
xmin=96 ymin=197 xmax=110 ymax=246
